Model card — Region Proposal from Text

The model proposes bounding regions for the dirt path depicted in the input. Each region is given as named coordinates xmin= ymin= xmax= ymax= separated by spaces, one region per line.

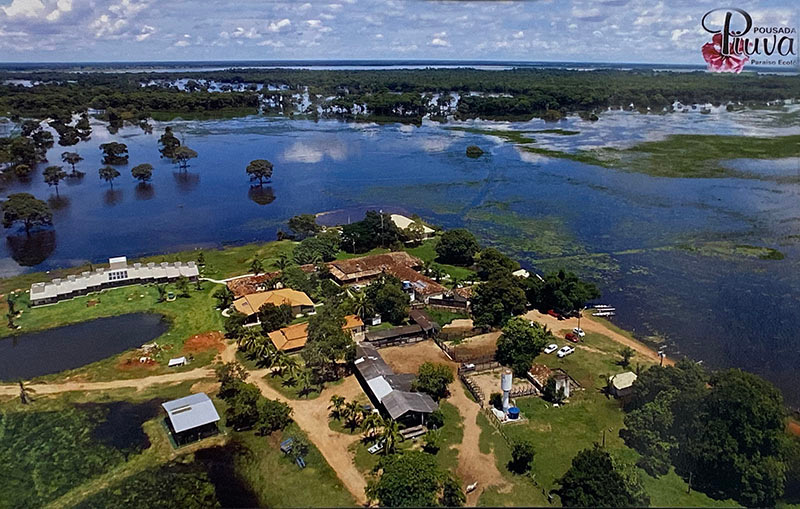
xmin=449 ymin=382 xmax=511 ymax=505
xmin=524 ymin=310 xmax=672 ymax=365
xmin=249 ymin=371 xmax=368 ymax=506
xmin=0 ymin=342 xmax=239 ymax=398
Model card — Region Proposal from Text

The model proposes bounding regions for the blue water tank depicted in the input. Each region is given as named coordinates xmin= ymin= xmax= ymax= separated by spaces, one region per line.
xmin=508 ymin=407 xmax=520 ymax=420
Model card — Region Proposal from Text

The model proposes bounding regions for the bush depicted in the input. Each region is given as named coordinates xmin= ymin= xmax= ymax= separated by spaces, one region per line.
xmin=427 ymin=409 xmax=445 ymax=429
xmin=509 ymin=440 xmax=536 ymax=474
xmin=412 ymin=362 xmax=454 ymax=401
xmin=542 ymin=377 xmax=566 ymax=404
xmin=489 ymin=392 xmax=503 ymax=411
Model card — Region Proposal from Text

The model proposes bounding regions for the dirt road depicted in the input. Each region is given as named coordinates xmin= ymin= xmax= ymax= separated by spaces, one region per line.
xmin=449 ymin=381 xmax=511 ymax=505
xmin=523 ymin=310 xmax=672 ymax=365
xmin=250 ymin=371 xmax=368 ymax=506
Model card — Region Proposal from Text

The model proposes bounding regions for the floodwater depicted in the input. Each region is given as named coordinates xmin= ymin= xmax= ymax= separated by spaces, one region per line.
xmin=1 ymin=110 xmax=799 ymax=404
xmin=0 ymin=313 xmax=169 ymax=379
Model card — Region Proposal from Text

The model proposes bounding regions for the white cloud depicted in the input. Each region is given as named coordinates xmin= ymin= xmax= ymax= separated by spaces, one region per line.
xmin=267 ymin=18 xmax=290 ymax=32
xmin=512 ymin=30 xmax=524 ymax=39
xmin=1 ymin=0 xmax=45 ymax=18
xmin=430 ymin=37 xmax=449 ymax=47
xmin=174 ymin=39 xmax=189 ymax=47
xmin=231 ymin=26 xmax=259 ymax=39
xmin=135 ymin=24 xmax=154 ymax=41
xmin=257 ymin=39 xmax=284 ymax=47
xmin=305 ymin=19 xmax=322 ymax=28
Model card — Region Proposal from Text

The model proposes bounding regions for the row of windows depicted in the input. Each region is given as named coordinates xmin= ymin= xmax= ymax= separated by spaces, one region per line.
xmin=108 ymin=270 xmax=129 ymax=281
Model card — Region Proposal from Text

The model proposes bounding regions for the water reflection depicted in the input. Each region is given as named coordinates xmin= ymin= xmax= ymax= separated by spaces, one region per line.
xmin=173 ymin=171 xmax=200 ymax=193
xmin=6 ymin=229 xmax=56 ymax=266
xmin=103 ymin=188 xmax=123 ymax=206
xmin=247 ymin=186 xmax=276 ymax=205
xmin=47 ymin=194 xmax=71 ymax=211
xmin=282 ymin=138 xmax=348 ymax=163
xmin=134 ymin=182 xmax=155 ymax=201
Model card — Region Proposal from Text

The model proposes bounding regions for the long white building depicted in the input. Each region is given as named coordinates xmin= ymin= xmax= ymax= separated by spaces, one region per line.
xmin=30 ymin=256 xmax=199 ymax=306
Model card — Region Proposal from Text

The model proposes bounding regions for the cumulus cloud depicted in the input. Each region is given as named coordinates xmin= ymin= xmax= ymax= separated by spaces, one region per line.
xmin=266 ymin=18 xmax=290 ymax=32
xmin=135 ymin=24 xmax=154 ymax=41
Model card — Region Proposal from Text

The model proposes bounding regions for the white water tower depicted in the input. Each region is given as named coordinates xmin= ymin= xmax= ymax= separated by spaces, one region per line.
xmin=501 ymin=369 xmax=513 ymax=415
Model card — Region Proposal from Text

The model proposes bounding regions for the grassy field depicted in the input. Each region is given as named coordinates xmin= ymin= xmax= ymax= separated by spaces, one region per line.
xmin=406 ymin=238 xmax=477 ymax=282
xmin=472 ymin=329 xmax=741 ymax=508
xmin=0 ymin=379 xmax=355 ymax=509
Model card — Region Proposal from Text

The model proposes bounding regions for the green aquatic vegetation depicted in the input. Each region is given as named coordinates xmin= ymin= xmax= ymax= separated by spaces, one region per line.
xmin=531 ymin=128 xmax=580 ymax=135
xmin=678 ymin=242 xmax=785 ymax=261
xmin=520 ymin=134 xmax=800 ymax=180
xmin=446 ymin=126 xmax=536 ymax=144
xmin=464 ymin=208 xmax=582 ymax=259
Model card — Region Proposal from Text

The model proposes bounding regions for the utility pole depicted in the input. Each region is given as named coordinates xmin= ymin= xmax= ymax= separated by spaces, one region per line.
xmin=687 ymin=472 xmax=693 ymax=494
xmin=380 ymin=209 xmax=384 ymax=248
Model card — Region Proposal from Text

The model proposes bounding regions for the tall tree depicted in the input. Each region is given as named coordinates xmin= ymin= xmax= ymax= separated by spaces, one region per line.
xmin=246 ymin=159 xmax=274 ymax=186
xmin=471 ymin=273 xmax=527 ymax=329
xmin=42 ymin=166 xmax=67 ymax=195
xmin=435 ymin=229 xmax=480 ymax=265
xmin=365 ymin=274 xmax=409 ymax=325
xmin=302 ymin=306 xmax=355 ymax=379
xmin=98 ymin=165 xmax=121 ymax=188
xmin=172 ymin=145 xmax=198 ymax=170
xmin=288 ymin=214 xmax=321 ymax=239
xmin=412 ymin=362 xmax=454 ymax=401
xmin=495 ymin=317 xmax=550 ymax=375
xmin=61 ymin=151 xmax=84 ymax=175
xmin=258 ymin=302 xmax=293 ymax=333
xmin=1 ymin=193 xmax=52 ymax=236
xmin=131 ymin=163 xmax=154 ymax=183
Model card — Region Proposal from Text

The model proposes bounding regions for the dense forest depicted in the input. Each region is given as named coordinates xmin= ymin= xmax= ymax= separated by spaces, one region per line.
xmin=1 ymin=67 xmax=798 ymax=122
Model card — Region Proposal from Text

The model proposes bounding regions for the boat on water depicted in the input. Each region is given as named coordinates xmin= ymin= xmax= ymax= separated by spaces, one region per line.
xmin=593 ymin=311 xmax=616 ymax=317
xmin=592 ymin=304 xmax=614 ymax=309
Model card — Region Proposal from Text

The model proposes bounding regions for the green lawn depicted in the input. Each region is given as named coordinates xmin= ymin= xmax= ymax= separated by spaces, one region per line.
xmin=1 ymin=281 xmax=225 ymax=382
xmin=406 ymin=239 xmax=477 ymax=282
xmin=426 ymin=307 xmax=470 ymax=327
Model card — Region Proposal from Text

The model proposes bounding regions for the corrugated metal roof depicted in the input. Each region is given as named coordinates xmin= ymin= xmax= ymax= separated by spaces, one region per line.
xmin=364 ymin=324 xmax=423 ymax=342
xmin=367 ymin=376 xmax=394 ymax=402
xmin=382 ymin=391 xmax=438 ymax=420
xmin=162 ymin=393 xmax=220 ymax=433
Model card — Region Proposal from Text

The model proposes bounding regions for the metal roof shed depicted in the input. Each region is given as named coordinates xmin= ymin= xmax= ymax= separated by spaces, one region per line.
xmin=382 ymin=391 xmax=438 ymax=420
xmin=162 ymin=393 xmax=221 ymax=434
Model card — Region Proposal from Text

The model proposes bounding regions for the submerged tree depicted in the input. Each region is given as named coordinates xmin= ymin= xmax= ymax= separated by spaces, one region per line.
xmin=131 ymin=163 xmax=154 ymax=183
xmin=99 ymin=142 xmax=129 ymax=165
xmin=171 ymin=145 xmax=198 ymax=170
xmin=246 ymin=159 xmax=274 ymax=186
xmin=61 ymin=151 xmax=84 ymax=176
xmin=43 ymin=166 xmax=68 ymax=195
xmin=158 ymin=126 xmax=181 ymax=159
xmin=1 ymin=193 xmax=52 ymax=236
xmin=98 ymin=166 xmax=121 ymax=188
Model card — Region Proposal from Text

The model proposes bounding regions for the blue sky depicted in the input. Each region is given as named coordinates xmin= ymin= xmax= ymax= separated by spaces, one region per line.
xmin=0 ymin=0 xmax=795 ymax=63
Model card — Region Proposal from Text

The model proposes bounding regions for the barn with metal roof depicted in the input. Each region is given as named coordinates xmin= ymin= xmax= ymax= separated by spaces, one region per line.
xmin=162 ymin=393 xmax=221 ymax=445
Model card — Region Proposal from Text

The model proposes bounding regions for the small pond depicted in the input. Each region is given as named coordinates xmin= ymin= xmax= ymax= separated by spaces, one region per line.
xmin=0 ymin=313 xmax=169 ymax=380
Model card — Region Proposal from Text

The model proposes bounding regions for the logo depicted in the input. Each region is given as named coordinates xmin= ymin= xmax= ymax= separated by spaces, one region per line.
xmin=701 ymin=8 xmax=797 ymax=73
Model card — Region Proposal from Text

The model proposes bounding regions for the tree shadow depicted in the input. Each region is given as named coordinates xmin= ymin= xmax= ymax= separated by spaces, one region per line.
xmin=247 ymin=186 xmax=276 ymax=206
xmin=173 ymin=171 xmax=200 ymax=193
xmin=6 ymin=229 xmax=56 ymax=266
xmin=103 ymin=188 xmax=123 ymax=206
xmin=134 ymin=182 xmax=155 ymax=201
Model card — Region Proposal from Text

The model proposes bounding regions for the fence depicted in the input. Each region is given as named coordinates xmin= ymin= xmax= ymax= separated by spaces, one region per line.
xmin=460 ymin=373 xmax=484 ymax=407
xmin=369 ymin=335 xmax=427 ymax=349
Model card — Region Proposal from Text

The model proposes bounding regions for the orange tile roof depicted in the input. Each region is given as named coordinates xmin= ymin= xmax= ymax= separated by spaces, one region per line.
xmin=268 ymin=323 xmax=310 ymax=351
xmin=232 ymin=288 xmax=315 ymax=316
xmin=268 ymin=314 xmax=364 ymax=351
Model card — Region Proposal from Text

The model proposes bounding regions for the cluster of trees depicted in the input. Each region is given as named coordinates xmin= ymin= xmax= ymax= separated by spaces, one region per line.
xmin=621 ymin=361 xmax=790 ymax=506
xmin=215 ymin=362 xmax=292 ymax=435
xmin=366 ymin=451 xmax=464 ymax=507
xmin=412 ymin=362 xmax=454 ymax=401
xmin=340 ymin=210 xmax=404 ymax=253
xmin=555 ymin=445 xmax=650 ymax=507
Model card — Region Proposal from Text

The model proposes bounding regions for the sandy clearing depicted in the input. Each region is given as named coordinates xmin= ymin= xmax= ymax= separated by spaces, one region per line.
xmin=250 ymin=371 xmax=368 ymax=505
xmin=523 ymin=310 xmax=672 ymax=365
xmin=380 ymin=340 xmax=455 ymax=374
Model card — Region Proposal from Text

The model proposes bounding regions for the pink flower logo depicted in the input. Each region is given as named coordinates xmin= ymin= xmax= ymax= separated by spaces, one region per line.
xmin=702 ymin=33 xmax=749 ymax=73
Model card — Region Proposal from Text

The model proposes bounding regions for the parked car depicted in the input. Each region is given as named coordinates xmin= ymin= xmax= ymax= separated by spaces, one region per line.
xmin=565 ymin=332 xmax=580 ymax=343
xmin=573 ymin=327 xmax=585 ymax=338
xmin=557 ymin=346 xmax=575 ymax=358
xmin=544 ymin=343 xmax=558 ymax=354
xmin=547 ymin=309 xmax=563 ymax=320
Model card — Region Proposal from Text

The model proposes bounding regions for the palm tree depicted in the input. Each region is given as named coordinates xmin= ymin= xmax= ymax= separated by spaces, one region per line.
xmin=297 ymin=369 xmax=315 ymax=397
xmin=276 ymin=253 xmax=291 ymax=271
xmin=276 ymin=352 xmax=298 ymax=378
xmin=155 ymin=284 xmax=167 ymax=302
xmin=343 ymin=400 xmax=362 ymax=432
xmin=430 ymin=264 xmax=445 ymax=282
xmin=18 ymin=380 xmax=34 ymax=404
xmin=379 ymin=417 xmax=403 ymax=455
xmin=351 ymin=291 xmax=374 ymax=320
xmin=329 ymin=395 xmax=346 ymax=421
xmin=250 ymin=258 xmax=264 ymax=275
xmin=361 ymin=412 xmax=381 ymax=439
xmin=239 ymin=329 xmax=260 ymax=353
